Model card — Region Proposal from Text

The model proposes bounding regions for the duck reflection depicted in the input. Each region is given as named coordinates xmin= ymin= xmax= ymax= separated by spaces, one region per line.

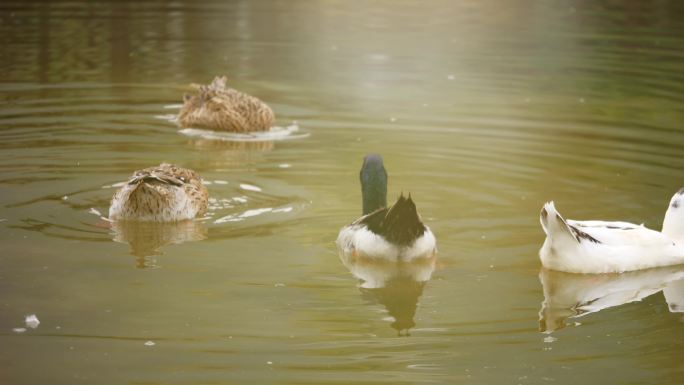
xmin=539 ymin=266 xmax=684 ymax=332
xmin=340 ymin=251 xmax=437 ymax=336
xmin=188 ymin=137 xmax=275 ymax=152
xmin=188 ymin=137 xmax=275 ymax=169
xmin=110 ymin=220 xmax=208 ymax=268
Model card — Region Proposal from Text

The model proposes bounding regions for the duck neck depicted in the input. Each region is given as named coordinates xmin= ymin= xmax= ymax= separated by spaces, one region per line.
xmin=360 ymin=155 xmax=388 ymax=215
xmin=362 ymin=179 xmax=387 ymax=215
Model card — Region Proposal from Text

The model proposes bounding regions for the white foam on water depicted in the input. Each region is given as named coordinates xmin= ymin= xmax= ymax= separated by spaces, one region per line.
xmin=240 ymin=183 xmax=261 ymax=192
xmin=214 ymin=207 xmax=272 ymax=224
xmin=154 ymin=114 xmax=178 ymax=122
xmin=213 ymin=215 xmax=241 ymax=224
xmin=25 ymin=314 xmax=40 ymax=329
xmin=178 ymin=123 xmax=308 ymax=142
xmin=213 ymin=204 xmax=293 ymax=225
xmin=240 ymin=208 xmax=273 ymax=218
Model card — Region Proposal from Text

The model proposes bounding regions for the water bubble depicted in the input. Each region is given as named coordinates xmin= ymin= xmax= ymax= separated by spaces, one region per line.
xmin=25 ymin=314 xmax=40 ymax=329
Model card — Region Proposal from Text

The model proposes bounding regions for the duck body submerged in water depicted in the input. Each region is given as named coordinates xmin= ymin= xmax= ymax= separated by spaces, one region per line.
xmin=177 ymin=76 xmax=275 ymax=133
xmin=336 ymin=154 xmax=437 ymax=263
xmin=539 ymin=190 xmax=684 ymax=274
xmin=109 ymin=163 xmax=208 ymax=222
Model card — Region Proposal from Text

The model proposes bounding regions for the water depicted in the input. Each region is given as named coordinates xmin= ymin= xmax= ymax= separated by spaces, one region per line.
xmin=1 ymin=1 xmax=684 ymax=384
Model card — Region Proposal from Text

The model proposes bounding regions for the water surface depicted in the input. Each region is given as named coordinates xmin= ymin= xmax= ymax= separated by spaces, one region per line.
xmin=1 ymin=1 xmax=684 ymax=384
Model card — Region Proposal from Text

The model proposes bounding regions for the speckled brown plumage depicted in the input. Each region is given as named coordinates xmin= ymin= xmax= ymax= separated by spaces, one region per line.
xmin=109 ymin=163 xmax=208 ymax=222
xmin=177 ymin=76 xmax=275 ymax=132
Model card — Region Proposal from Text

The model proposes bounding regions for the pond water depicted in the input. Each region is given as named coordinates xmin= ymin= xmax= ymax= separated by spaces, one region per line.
xmin=1 ymin=1 xmax=684 ymax=384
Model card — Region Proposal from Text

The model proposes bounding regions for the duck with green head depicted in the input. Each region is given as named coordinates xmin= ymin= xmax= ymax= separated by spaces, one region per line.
xmin=336 ymin=154 xmax=437 ymax=263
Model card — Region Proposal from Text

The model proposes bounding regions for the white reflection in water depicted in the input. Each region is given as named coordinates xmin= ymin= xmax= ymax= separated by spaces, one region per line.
xmin=338 ymin=245 xmax=437 ymax=336
xmin=539 ymin=265 xmax=684 ymax=333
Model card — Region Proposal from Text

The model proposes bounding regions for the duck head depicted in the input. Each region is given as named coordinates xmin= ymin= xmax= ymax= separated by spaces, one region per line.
xmin=662 ymin=188 xmax=684 ymax=242
xmin=360 ymin=154 xmax=388 ymax=215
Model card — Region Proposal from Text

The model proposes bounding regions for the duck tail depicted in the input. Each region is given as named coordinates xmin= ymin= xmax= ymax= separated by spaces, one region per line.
xmin=540 ymin=202 xmax=577 ymax=242
xmin=382 ymin=194 xmax=426 ymax=246
xmin=127 ymin=171 xmax=184 ymax=188
xmin=209 ymin=76 xmax=228 ymax=91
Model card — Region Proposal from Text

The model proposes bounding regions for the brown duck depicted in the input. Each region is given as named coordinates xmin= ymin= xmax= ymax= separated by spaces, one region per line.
xmin=109 ymin=163 xmax=208 ymax=222
xmin=177 ymin=76 xmax=275 ymax=132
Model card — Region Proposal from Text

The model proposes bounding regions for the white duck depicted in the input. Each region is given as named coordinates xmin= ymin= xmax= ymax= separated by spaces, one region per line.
xmin=539 ymin=190 xmax=684 ymax=273
xmin=336 ymin=154 xmax=436 ymax=264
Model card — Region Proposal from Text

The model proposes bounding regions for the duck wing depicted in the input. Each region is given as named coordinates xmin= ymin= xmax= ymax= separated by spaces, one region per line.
xmin=541 ymin=201 xmax=672 ymax=247
xmin=568 ymin=219 xmax=672 ymax=247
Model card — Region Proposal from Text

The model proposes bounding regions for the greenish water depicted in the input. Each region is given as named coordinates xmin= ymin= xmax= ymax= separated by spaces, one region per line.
xmin=1 ymin=1 xmax=684 ymax=384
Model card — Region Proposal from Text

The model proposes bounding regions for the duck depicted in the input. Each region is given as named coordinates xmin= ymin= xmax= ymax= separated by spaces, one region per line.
xmin=336 ymin=154 xmax=437 ymax=263
xmin=539 ymin=190 xmax=684 ymax=274
xmin=177 ymin=76 xmax=275 ymax=133
xmin=109 ymin=163 xmax=208 ymax=222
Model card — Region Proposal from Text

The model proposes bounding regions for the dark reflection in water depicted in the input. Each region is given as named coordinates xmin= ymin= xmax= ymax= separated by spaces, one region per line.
xmin=360 ymin=276 xmax=427 ymax=336
xmin=539 ymin=266 xmax=684 ymax=333
xmin=339 ymin=249 xmax=437 ymax=335
xmin=110 ymin=220 xmax=207 ymax=268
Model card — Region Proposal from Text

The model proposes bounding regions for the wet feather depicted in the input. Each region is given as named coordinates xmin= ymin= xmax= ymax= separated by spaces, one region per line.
xmin=177 ymin=76 xmax=275 ymax=132
xmin=109 ymin=163 xmax=208 ymax=222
